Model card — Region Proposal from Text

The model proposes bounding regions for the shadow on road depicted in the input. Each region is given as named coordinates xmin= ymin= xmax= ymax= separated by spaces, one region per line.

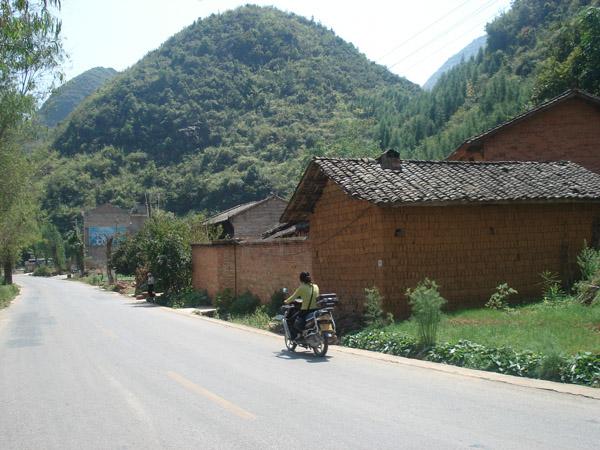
xmin=129 ymin=301 xmax=158 ymax=308
xmin=273 ymin=350 xmax=331 ymax=363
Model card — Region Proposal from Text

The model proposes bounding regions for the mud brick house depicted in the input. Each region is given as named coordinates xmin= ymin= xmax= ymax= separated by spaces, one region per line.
xmin=203 ymin=195 xmax=288 ymax=239
xmin=280 ymin=151 xmax=600 ymax=318
xmin=83 ymin=203 xmax=147 ymax=269
xmin=193 ymin=195 xmax=309 ymax=301
xmin=447 ymin=89 xmax=600 ymax=173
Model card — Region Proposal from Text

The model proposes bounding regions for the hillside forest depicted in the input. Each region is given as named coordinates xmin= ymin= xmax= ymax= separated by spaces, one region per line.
xmin=10 ymin=1 xmax=600 ymax=240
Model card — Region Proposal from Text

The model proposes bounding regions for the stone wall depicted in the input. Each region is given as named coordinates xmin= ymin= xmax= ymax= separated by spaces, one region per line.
xmin=192 ymin=238 xmax=312 ymax=303
xmin=309 ymin=181 xmax=600 ymax=318
xmin=449 ymin=97 xmax=600 ymax=173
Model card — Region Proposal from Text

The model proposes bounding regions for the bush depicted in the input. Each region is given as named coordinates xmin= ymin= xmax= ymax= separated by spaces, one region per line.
xmin=485 ymin=282 xmax=517 ymax=310
xmin=536 ymin=351 xmax=564 ymax=381
xmin=159 ymin=288 xmax=211 ymax=308
xmin=214 ymin=289 xmax=235 ymax=315
xmin=562 ymin=352 xmax=600 ymax=387
xmin=341 ymin=330 xmax=418 ymax=357
xmin=229 ymin=291 xmax=260 ymax=316
xmin=267 ymin=289 xmax=287 ymax=316
xmin=575 ymin=244 xmax=600 ymax=304
xmin=0 ymin=284 xmax=19 ymax=308
xmin=32 ymin=265 xmax=53 ymax=277
xmin=363 ymin=287 xmax=393 ymax=328
xmin=341 ymin=329 xmax=600 ymax=387
xmin=407 ymin=279 xmax=446 ymax=349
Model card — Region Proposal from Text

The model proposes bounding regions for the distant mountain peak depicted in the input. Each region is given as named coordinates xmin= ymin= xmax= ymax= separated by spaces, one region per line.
xmin=38 ymin=67 xmax=118 ymax=127
xmin=423 ymin=35 xmax=486 ymax=90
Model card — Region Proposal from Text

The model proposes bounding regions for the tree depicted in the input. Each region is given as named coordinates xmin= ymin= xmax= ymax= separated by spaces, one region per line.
xmin=1 ymin=0 xmax=63 ymax=140
xmin=0 ymin=143 xmax=39 ymax=284
xmin=533 ymin=7 xmax=600 ymax=101
xmin=0 ymin=0 xmax=63 ymax=283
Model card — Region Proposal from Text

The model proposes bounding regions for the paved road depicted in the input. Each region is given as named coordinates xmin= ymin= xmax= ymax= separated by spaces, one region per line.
xmin=1 ymin=275 xmax=599 ymax=449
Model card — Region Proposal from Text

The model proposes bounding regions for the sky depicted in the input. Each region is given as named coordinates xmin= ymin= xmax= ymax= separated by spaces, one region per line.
xmin=59 ymin=0 xmax=513 ymax=87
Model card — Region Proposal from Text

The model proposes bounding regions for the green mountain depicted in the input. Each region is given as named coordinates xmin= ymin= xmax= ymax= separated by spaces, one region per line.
xmin=38 ymin=67 xmax=118 ymax=127
xmin=423 ymin=35 xmax=486 ymax=91
xmin=46 ymin=6 xmax=417 ymax=228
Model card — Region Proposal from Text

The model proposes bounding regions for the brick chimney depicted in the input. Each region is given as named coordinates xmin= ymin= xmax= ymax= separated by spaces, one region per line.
xmin=377 ymin=149 xmax=402 ymax=170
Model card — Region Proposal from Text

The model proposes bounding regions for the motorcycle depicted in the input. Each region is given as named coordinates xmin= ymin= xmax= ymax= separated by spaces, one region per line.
xmin=281 ymin=294 xmax=338 ymax=357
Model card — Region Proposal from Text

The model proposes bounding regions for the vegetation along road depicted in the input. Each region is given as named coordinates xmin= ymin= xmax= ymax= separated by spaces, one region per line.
xmin=1 ymin=275 xmax=599 ymax=449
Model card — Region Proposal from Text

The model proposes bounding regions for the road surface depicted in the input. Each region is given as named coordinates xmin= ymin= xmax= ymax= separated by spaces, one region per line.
xmin=1 ymin=275 xmax=599 ymax=449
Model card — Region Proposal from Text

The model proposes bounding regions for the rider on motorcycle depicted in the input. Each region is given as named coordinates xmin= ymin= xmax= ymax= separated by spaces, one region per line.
xmin=284 ymin=272 xmax=320 ymax=340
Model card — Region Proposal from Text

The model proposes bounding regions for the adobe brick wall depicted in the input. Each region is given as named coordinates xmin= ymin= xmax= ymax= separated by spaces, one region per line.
xmin=310 ymin=180 xmax=600 ymax=319
xmin=192 ymin=238 xmax=312 ymax=304
xmin=231 ymin=197 xmax=288 ymax=238
xmin=449 ymin=97 xmax=600 ymax=173
xmin=191 ymin=242 xmax=235 ymax=299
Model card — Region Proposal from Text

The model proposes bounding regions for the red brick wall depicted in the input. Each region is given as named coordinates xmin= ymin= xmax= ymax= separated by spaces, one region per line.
xmin=309 ymin=181 xmax=600 ymax=318
xmin=192 ymin=239 xmax=312 ymax=304
xmin=449 ymin=98 xmax=600 ymax=172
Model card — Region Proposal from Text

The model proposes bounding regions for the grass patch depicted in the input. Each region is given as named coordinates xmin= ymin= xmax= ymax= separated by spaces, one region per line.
xmin=228 ymin=306 xmax=274 ymax=331
xmin=382 ymin=299 xmax=600 ymax=355
xmin=0 ymin=284 xmax=19 ymax=309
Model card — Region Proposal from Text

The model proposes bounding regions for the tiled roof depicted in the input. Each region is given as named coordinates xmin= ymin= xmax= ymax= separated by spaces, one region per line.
xmin=204 ymin=195 xmax=287 ymax=225
xmin=281 ymin=157 xmax=600 ymax=222
xmin=448 ymin=89 xmax=600 ymax=158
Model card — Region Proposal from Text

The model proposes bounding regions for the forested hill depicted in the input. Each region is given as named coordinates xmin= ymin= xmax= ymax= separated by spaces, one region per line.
xmin=38 ymin=67 xmax=118 ymax=127
xmin=372 ymin=0 xmax=600 ymax=160
xmin=45 ymin=5 xmax=418 ymax=229
xmin=52 ymin=5 xmax=416 ymax=162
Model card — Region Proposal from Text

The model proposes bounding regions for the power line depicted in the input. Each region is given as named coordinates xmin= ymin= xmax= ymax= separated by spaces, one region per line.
xmin=387 ymin=0 xmax=502 ymax=70
xmin=376 ymin=0 xmax=476 ymax=62
xmin=403 ymin=3 xmax=511 ymax=80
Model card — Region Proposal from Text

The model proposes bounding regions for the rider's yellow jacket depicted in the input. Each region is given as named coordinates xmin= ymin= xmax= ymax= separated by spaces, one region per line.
xmin=284 ymin=282 xmax=320 ymax=310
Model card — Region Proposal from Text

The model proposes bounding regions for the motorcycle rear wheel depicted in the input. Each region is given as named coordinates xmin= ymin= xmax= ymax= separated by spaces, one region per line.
xmin=312 ymin=338 xmax=328 ymax=357
xmin=285 ymin=335 xmax=297 ymax=352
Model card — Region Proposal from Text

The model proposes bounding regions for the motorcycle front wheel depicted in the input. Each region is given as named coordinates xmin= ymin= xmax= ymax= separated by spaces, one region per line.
xmin=284 ymin=335 xmax=297 ymax=352
xmin=312 ymin=337 xmax=328 ymax=357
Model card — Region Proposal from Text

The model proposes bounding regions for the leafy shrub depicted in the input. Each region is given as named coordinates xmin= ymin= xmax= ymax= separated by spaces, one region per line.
xmin=575 ymin=244 xmax=600 ymax=305
xmin=341 ymin=329 xmax=600 ymax=387
xmin=341 ymin=330 xmax=418 ymax=357
xmin=363 ymin=287 xmax=393 ymax=328
xmin=229 ymin=291 xmax=260 ymax=316
xmin=0 ymin=284 xmax=19 ymax=308
xmin=406 ymin=279 xmax=446 ymax=349
xmin=485 ymin=282 xmax=517 ymax=310
xmin=577 ymin=244 xmax=600 ymax=280
xmin=214 ymin=289 xmax=235 ymax=315
xmin=32 ymin=265 xmax=53 ymax=277
xmin=562 ymin=352 xmax=600 ymax=387
xmin=159 ymin=288 xmax=211 ymax=308
xmin=427 ymin=340 xmax=541 ymax=377
xmin=268 ymin=289 xmax=286 ymax=316
xmin=535 ymin=351 xmax=564 ymax=381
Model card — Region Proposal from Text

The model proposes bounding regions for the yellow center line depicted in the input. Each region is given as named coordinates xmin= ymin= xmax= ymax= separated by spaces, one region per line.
xmin=167 ymin=371 xmax=256 ymax=421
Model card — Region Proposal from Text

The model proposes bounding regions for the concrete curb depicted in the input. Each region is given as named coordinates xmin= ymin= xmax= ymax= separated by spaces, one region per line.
xmin=92 ymin=282 xmax=600 ymax=401
xmin=178 ymin=308 xmax=600 ymax=401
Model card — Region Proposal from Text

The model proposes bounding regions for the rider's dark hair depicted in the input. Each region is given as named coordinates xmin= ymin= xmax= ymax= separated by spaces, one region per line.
xmin=299 ymin=272 xmax=312 ymax=283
